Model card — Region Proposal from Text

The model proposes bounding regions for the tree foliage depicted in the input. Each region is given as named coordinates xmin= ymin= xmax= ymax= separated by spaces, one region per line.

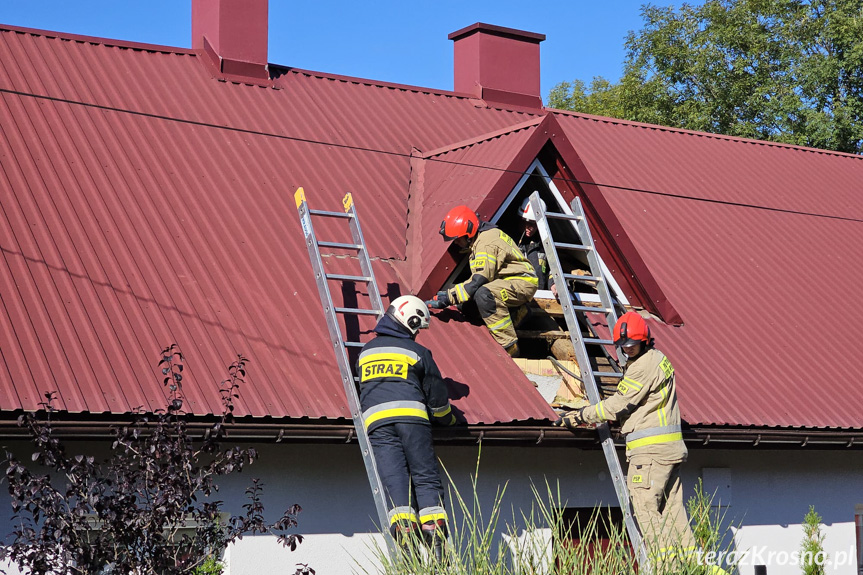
xmin=1 ymin=345 xmax=304 ymax=575
xmin=548 ymin=0 xmax=863 ymax=154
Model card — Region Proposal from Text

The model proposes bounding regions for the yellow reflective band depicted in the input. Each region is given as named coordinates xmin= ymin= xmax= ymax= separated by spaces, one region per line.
xmin=488 ymin=316 xmax=513 ymax=331
xmin=597 ymin=402 xmax=607 ymax=420
xmin=622 ymin=376 xmax=643 ymax=390
xmin=432 ymin=405 xmax=452 ymax=418
xmin=364 ymin=408 xmax=429 ymax=429
xmin=658 ymin=384 xmax=669 ymax=426
xmin=390 ymin=512 xmax=417 ymax=525
xmin=358 ymin=352 xmax=418 ymax=366
xmin=626 ymin=432 xmax=683 ymax=450
xmin=507 ymin=274 xmax=538 ymax=285
xmin=659 ymin=357 xmax=674 ymax=378
xmin=419 ymin=512 xmax=448 ymax=523
xmin=456 ymin=284 xmax=469 ymax=302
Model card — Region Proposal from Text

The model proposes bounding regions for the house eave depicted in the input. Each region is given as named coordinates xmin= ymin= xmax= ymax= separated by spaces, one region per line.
xmin=1 ymin=417 xmax=861 ymax=449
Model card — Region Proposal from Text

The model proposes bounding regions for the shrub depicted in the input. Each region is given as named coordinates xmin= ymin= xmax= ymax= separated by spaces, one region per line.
xmin=1 ymin=345 xmax=304 ymax=575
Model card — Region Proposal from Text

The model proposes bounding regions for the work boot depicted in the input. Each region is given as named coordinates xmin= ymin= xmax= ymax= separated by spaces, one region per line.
xmin=504 ymin=342 xmax=520 ymax=358
xmin=422 ymin=520 xmax=448 ymax=565
xmin=390 ymin=518 xmax=421 ymax=558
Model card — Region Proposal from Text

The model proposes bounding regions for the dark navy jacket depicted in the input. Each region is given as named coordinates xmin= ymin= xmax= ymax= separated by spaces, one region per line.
xmin=357 ymin=315 xmax=456 ymax=432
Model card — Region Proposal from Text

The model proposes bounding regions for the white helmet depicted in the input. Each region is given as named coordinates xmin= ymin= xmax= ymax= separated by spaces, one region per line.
xmin=387 ymin=295 xmax=430 ymax=336
xmin=519 ymin=195 xmax=546 ymax=222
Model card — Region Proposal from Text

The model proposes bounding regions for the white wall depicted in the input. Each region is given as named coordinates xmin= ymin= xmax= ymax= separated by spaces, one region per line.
xmin=2 ymin=441 xmax=862 ymax=574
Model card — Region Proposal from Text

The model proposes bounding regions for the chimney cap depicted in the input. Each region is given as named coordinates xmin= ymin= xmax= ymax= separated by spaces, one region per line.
xmin=448 ymin=22 xmax=545 ymax=43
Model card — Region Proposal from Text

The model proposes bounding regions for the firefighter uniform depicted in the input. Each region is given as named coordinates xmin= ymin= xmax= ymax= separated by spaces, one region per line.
xmin=446 ymin=223 xmax=538 ymax=350
xmin=518 ymin=236 xmax=549 ymax=291
xmin=580 ymin=347 xmax=696 ymax=560
xmin=357 ymin=314 xmax=456 ymax=539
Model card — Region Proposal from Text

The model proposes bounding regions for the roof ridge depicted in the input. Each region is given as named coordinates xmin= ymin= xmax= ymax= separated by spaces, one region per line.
xmin=281 ymin=67 xmax=546 ymax=115
xmin=0 ymin=22 xmax=197 ymax=56
xmin=550 ymin=107 xmax=863 ymax=160
xmin=420 ymin=116 xmax=545 ymax=158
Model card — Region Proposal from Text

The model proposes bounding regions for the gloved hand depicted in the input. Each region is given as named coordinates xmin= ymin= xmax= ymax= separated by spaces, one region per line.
xmin=553 ymin=407 xmax=587 ymax=430
xmin=425 ymin=291 xmax=451 ymax=309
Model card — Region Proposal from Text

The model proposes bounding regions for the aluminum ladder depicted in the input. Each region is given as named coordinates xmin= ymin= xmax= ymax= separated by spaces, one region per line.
xmin=294 ymin=187 xmax=397 ymax=559
xmin=528 ymin=191 xmax=650 ymax=571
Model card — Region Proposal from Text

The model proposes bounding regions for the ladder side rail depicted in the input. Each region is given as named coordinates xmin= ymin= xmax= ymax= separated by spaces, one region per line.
xmin=556 ymin=196 xmax=626 ymax=324
xmin=530 ymin=192 xmax=650 ymax=572
xmin=343 ymin=194 xmax=385 ymax=314
xmin=571 ymin=197 xmax=625 ymax=366
xmin=296 ymin=191 xmax=396 ymax=560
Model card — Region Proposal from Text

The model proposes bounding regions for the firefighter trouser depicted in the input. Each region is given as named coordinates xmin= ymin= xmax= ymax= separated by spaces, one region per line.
xmin=627 ymin=456 xmax=696 ymax=562
xmin=369 ymin=422 xmax=447 ymax=532
xmin=474 ymin=278 xmax=537 ymax=349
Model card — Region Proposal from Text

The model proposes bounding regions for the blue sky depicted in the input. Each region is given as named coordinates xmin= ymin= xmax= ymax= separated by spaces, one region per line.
xmin=1 ymin=1 xmax=691 ymax=99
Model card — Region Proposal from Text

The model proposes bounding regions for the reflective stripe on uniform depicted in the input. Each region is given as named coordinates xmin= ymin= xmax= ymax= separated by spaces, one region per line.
xmin=418 ymin=506 xmax=448 ymax=524
xmin=626 ymin=424 xmax=683 ymax=449
xmin=430 ymin=403 xmax=452 ymax=418
xmin=472 ymin=252 xmax=497 ymax=269
xmin=597 ymin=401 xmax=607 ymax=420
xmin=363 ymin=400 xmax=428 ymax=429
xmin=358 ymin=348 xmax=420 ymax=365
xmin=488 ymin=315 xmax=513 ymax=332
xmin=455 ymin=284 xmax=469 ymax=303
xmin=502 ymin=273 xmax=538 ymax=285
xmin=658 ymin=382 xmax=669 ymax=426
xmin=622 ymin=376 xmax=643 ymax=390
xmin=388 ymin=506 xmax=418 ymax=525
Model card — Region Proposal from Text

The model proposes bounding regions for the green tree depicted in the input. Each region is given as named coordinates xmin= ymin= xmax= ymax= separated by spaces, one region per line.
xmin=548 ymin=0 xmax=863 ymax=154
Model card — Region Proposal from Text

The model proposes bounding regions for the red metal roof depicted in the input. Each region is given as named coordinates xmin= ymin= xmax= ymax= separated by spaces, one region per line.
xmin=3 ymin=23 xmax=863 ymax=431
xmin=553 ymin=111 xmax=863 ymax=429
xmin=0 ymin=24 xmax=553 ymax=424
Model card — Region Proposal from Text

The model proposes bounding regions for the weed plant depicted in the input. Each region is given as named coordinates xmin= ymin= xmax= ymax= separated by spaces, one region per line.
xmin=360 ymin=457 xmax=737 ymax=575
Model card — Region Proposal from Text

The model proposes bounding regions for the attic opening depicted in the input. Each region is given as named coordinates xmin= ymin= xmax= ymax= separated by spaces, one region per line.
xmin=438 ymin=158 xmax=629 ymax=388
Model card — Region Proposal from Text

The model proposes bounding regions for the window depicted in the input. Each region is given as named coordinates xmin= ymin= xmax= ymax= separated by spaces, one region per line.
xmin=557 ymin=506 xmax=632 ymax=563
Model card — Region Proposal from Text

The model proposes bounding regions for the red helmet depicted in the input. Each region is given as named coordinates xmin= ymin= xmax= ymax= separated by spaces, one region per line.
xmin=439 ymin=206 xmax=479 ymax=241
xmin=613 ymin=312 xmax=651 ymax=346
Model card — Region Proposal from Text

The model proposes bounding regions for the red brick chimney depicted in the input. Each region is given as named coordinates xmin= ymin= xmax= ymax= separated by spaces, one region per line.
xmin=192 ymin=0 xmax=269 ymax=80
xmin=448 ymin=23 xmax=545 ymax=109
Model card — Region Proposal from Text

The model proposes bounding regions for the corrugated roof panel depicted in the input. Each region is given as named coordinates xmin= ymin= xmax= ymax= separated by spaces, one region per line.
xmin=414 ymin=123 xmax=541 ymax=293
xmin=0 ymin=25 xmax=553 ymax=424
xmin=556 ymin=111 xmax=863 ymax=429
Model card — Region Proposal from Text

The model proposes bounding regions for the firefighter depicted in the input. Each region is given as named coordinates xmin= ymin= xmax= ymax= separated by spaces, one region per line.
xmin=357 ymin=295 xmax=456 ymax=561
xmin=427 ymin=205 xmax=538 ymax=357
xmin=517 ymin=196 xmax=550 ymax=291
xmin=554 ymin=311 xmax=697 ymax=563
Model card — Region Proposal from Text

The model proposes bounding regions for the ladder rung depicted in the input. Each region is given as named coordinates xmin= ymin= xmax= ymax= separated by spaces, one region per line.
xmin=326 ymin=273 xmax=372 ymax=282
xmin=319 ymin=241 xmax=363 ymax=250
xmin=584 ymin=337 xmax=614 ymax=346
xmin=344 ymin=341 xmax=365 ymax=348
xmin=335 ymin=307 xmax=379 ymax=315
xmin=309 ymin=209 xmax=353 ymax=219
xmin=570 ymin=304 xmax=611 ymax=313
xmin=546 ymin=212 xmax=584 ymax=222
xmin=553 ymin=241 xmax=592 ymax=252
xmin=594 ymin=371 xmax=623 ymax=379
xmin=563 ymin=273 xmax=603 ymax=283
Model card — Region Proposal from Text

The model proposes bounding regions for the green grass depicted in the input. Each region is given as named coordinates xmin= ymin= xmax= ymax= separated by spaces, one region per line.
xmin=358 ymin=456 xmax=738 ymax=575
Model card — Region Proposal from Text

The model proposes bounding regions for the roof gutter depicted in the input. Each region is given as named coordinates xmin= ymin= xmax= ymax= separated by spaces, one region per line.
xmin=1 ymin=420 xmax=861 ymax=449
